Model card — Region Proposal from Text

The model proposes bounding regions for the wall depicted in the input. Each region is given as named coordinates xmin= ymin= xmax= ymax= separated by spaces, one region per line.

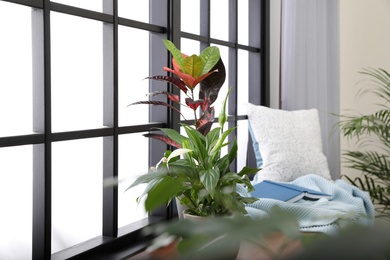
xmin=339 ymin=0 xmax=390 ymax=178
xmin=269 ymin=0 xmax=281 ymax=109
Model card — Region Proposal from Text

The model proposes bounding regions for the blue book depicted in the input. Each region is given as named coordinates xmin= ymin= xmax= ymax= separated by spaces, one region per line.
xmin=251 ymin=180 xmax=331 ymax=203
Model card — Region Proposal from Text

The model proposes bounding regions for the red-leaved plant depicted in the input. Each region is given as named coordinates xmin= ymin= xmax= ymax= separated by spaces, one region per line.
xmin=127 ymin=40 xmax=259 ymax=217
xmin=129 ymin=40 xmax=226 ymax=137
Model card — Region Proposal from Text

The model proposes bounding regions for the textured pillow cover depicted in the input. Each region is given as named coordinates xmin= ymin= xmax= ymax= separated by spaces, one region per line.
xmin=246 ymin=103 xmax=331 ymax=183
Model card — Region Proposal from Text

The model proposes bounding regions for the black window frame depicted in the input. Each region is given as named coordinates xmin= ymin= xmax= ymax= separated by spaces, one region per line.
xmin=0 ymin=0 xmax=269 ymax=259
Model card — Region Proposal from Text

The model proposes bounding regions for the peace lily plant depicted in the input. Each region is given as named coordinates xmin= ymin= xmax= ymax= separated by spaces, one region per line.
xmin=128 ymin=40 xmax=259 ymax=217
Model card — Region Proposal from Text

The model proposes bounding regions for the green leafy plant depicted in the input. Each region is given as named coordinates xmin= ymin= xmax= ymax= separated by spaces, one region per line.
xmin=338 ymin=68 xmax=390 ymax=219
xmin=127 ymin=40 xmax=260 ymax=216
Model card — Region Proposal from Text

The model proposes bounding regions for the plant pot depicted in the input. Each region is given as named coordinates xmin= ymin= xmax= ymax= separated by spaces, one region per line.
xmin=175 ymin=197 xmax=188 ymax=219
xmin=181 ymin=210 xmax=240 ymax=259
xmin=182 ymin=210 xmax=207 ymax=222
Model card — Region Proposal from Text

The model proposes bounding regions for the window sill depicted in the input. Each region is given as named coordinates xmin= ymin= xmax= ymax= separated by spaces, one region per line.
xmin=52 ymin=217 xmax=164 ymax=260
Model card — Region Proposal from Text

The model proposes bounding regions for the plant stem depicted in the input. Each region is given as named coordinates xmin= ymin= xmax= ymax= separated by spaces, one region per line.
xmin=190 ymin=89 xmax=198 ymax=127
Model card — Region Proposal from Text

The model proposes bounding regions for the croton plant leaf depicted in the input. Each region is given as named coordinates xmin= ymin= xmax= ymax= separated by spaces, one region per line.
xmin=196 ymin=107 xmax=215 ymax=136
xmin=147 ymin=90 xmax=180 ymax=103
xmin=164 ymin=65 xmax=218 ymax=90
xmin=127 ymin=100 xmax=184 ymax=119
xmin=158 ymin=128 xmax=189 ymax=146
xmin=185 ymin=98 xmax=203 ymax=111
xmin=199 ymin=46 xmax=220 ymax=75
xmin=199 ymin=58 xmax=226 ymax=105
xmin=143 ymin=133 xmax=182 ymax=148
xmin=163 ymin=39 xmax=185 ymax=72
xmin=145 ymin=75 xmax=188 ymax=94
xmin=183 ymin=55 xmax=203 ymax=79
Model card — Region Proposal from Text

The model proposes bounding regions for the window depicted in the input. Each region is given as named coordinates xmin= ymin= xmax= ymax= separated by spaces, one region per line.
xmin=0 ymin=0 xmax=268 ymax=259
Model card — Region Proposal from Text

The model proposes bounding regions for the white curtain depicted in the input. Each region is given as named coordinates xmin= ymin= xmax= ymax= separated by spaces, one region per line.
xmin=280 ymin=0 xmax=340 ymax=179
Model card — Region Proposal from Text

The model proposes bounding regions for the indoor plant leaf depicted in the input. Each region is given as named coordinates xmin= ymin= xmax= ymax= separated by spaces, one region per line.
xmin=128 ymin=100 xmax=185 ymax=119
xmin=199 ymin=168 xmax=220 ymax=197
xmin=199 ymin=46 xmax=220 ymax=75
xmin=126 ymin=170 xmax=168 ymax=190
xmin=158 ymin=128 xmax=189 ymax=146
xmin=145 ymin=75 xmax=188 ymax=94
xmin=210 ymin=127 xmax=236 ymax=157
xmin=144 ymin=176 xmax=183 ymax=212
xmin=183 ymin=54 xmax=203 ymax=78
xmin=167 ymin=148 xmax=192 ymax=162
xmin=163 ymin=39 xmax=185 ymax=72
xmin=228 ymin=137 xmax=238 ymax=164
xmin=146 ymin=90 xmax=180 ymax=103
xmin=205 ymin=127 xmax=221 ymax=153
xmin=199 ymin=58 xmax=226 ymax=105
xmin=143 ymin=133 xmax=182 ymax=148
xmin=218 ymin=87 xmax=231 ymax=130
xmin=182 ymin=125 xmax=207 ymax=161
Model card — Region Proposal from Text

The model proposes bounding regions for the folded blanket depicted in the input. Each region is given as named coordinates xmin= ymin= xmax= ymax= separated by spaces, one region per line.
xmin=237 ymin=174 xmax=375 ymax=235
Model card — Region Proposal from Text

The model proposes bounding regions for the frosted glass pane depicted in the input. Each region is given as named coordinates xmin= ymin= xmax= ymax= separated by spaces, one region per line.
xmin=118 ymin=133 xmax=148 ymax=228
xmin=52 ymin=138 xmax=103 ymax=253
xmin=118 ymin=0 xmax=149 ymax=23
xmin=52 ymin=0 xmax=103 ymax=13
xmin=0 ymin=145 xmax=32 ymax=259
xmin=238 ymin=0 xmax=249 ymax=45
xmin=237 ymin=49 xmax=249 ymax=115
xmin=181 ymin=0 xmax=200 ymax=34
xmin=118 ymin=26 xmax=149 ymax=126
xmin=210 ymin=0 xmax=229 ymax=41
xmin=0 ymin=2 xmax=33 ymax=137
xmin=51 ymin=13 xmax=103 ymax=132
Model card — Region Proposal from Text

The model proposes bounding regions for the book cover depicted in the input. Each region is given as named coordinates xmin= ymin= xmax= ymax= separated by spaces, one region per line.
xmin=251 ymin=180 xmax=331 ymax=203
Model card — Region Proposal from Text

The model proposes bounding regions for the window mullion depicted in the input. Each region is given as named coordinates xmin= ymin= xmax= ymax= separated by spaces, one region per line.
xmin=149 ymin=0 xmax=172 ymax=218
xmin=102 ymin=0 xmax=118 ymax=237
xmin=228 ymin=0 xmax=238 ymax=172
xmin=32 ymin=0 xmax=52 ymax=258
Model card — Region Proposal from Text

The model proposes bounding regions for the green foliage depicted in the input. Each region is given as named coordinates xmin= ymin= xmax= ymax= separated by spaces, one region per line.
xmin=128 ymin=89 xmax=260 ymax=216
xmin=338 ymin=67 xmax=390 ymax=219
xmin=128 ymin=41 xmax=259 ymax=217
xmin=128 ymin=121 xmax=259 ymax=216
xmin=163 ymin=39 xmax=220 ymax=77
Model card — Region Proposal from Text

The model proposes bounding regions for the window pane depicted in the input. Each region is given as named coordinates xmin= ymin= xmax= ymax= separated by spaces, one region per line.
xmin=118 ymin=26 xmax=149 ymax=126
xmin=237 ymin=49 xmax=249 ymax=115
xmin=52 ymin=0 xmax=103 ymax=13
xmin=237 ymin=120 xmax=249 ymax=171
xmin=52 ymin=138 xmax=103 ymax=253
xmin=118 ymin=0 xmax=149 ymax=23
xmin=179 ymin=39 xmax=200 ymax=121
xmin=118 ymin=133 xmax=148 ymax=228
xmin=0 ymin=2 xmax=32 ymax=137
xmin=51 ymin=13 xmax=103 ymax=132
xmin=210 ymin=0 xmax=228 ymax=41
xmin=181 ymin=0 xmax=200 ymax=35
xmin=210 ymin=44 xmax=229 ymax=116
xmin=0 ymin=145 xmax=32 ymax=259
xmin=238 ymin=0 xmax=249 ymax=45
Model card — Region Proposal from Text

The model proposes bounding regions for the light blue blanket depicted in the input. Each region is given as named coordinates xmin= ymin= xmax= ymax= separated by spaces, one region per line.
xmin=237 ymin=174 xmax=375 ymax=235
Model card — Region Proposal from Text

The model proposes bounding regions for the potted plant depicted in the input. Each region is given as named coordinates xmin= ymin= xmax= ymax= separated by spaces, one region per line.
xmin=338 ymin=68 xmax=390 ymax=220
xmin=127 ymin=40 xmax=259 ymax=217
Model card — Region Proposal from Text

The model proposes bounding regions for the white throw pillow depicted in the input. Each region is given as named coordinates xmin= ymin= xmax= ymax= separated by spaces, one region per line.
xmin=247 ymin=103 xmax=331 ymax=183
